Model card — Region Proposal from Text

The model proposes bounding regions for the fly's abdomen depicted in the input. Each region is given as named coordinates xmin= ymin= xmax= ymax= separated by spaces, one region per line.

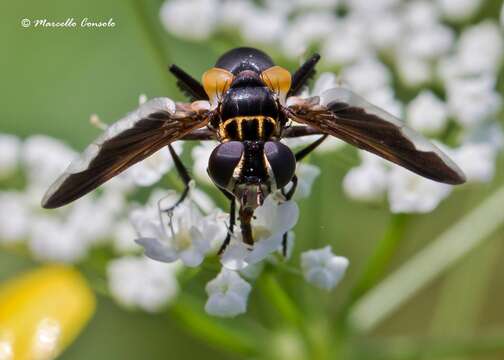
xmin=219 ymin=116 xmax=277 ymax=141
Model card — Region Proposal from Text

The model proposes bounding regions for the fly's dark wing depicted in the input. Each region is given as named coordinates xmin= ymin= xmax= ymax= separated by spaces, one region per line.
xmin=42 ymin=98 xmax=211 ymax=208
xmin=286 ymin=88 xmax=466 ymax=185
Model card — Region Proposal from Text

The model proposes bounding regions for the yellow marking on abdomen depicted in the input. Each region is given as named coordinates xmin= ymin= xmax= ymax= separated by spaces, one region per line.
xmin=219 ymin=116 xmax=277 ymax=141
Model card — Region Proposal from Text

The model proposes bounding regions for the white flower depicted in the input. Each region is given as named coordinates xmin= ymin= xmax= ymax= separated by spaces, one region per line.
xmin=436 ymin=0 xmax=482 ymax=21
xmin=396 ymin=54 xmax=432 ymax=87
xmin=301 ymin=246 xmax=349 ymax=290
xmin=456 ymin=21 xmax=503 ymax=75
xmin=21 ymin=135 xmax=77 ymax=188
xmin=107 ymin=256 xmax=180 ymax=312
xmin=282 ymin=12 xmax=337 ymax=58
xmin=0 ymin=134 xmax=20 ymax=178
xmin=463 ymin=122 xmax=504 ymax=151
xmin=406 ymin=91 xmax=448 ymax=135
xmin=322 ymin=16 xmax=371 ymax=65
xmin=343 ymin=152 xmax=388 ymax=202
xmin=159 ymin=0 xmax=217 ymax=40
xmin=346 ymin=0 xmax=400 ymax=13
xmin=123 ymin=142 xmax=183 ymax=186
xmin=401 ymin=24 xmax=454 ymax=60
xmin=341 ymin=57 xmax=392 ymax=96
xmin=221 ymin=197 xmax=299 ymax=270
xmin=240 ymin=9 xmax=286 ymax=44
xmin=452 ymin=143 xmax=497 ymax=183
xmin=402 ymin=1 xmax=439 ymax=29
xmin=294 ymin=0 xmax=340 ymax=8
xmin=191 ymin=141 xmax=218 ymax=185
xmin=387 ymin=167 xmax=452 ymax=213
xmin=368 ymin=13 xmax=403 ymax=50
xmin=220 ymin=0 xmax=255 ymax=28
xmin=113 ymin=219 xmax=141 ymax=253
xmin=135 ymin=195 xmax=226 ymax=267
xmin=65 ymin=190 xmax=123 ymax=244
xmin=29 ymin=216 xmax=89 ymax=263
xmin=0 ymin=191 xmax=30 ymax=244
xmin=294 ymin=163 xmax=321 ymax=200
xmin=446 ymin=75 xmax=501 ymax=128
xmin=365 ymin=87 xmax=404 ymax=118
xmin=205 ymin=268 xmax=252 ymax=317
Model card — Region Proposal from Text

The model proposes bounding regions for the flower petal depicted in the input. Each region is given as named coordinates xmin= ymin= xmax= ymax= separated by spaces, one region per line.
xmin=135 ymin=237 xmax=178 ymax=263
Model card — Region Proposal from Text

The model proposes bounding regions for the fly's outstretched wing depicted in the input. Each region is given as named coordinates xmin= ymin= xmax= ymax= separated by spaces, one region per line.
xmin=42 ymin=98 xmax=211 ymax=208
xmin=286 ymin=88 xmax=466 ymax=185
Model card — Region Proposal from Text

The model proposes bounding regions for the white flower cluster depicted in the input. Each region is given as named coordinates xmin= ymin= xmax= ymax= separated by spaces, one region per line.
xmin=160 ymin=0 xmax=504 ymax=214
xmin=0 ymin=127 xmax=347 ymax=318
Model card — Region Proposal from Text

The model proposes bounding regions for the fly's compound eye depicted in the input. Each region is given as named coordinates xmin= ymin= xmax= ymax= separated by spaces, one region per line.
xmin=260 ymin=66 xmax=292 ymax=104
xmin=264 ymin=141 xmax=296 ymax=189
xmin=208 ymin=141 xmax=244 ymax=189
xmin=202 ymin=67 xmax=234 ymax=106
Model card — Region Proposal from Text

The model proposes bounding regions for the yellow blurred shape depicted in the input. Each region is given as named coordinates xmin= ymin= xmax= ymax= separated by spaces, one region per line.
xmin=0 ymin=265 xmax=95 ymax=360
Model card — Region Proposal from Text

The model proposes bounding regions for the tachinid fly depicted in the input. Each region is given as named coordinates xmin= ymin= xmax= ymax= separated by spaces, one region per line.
xmin=42 ymin=47 xmax=466 ymax=254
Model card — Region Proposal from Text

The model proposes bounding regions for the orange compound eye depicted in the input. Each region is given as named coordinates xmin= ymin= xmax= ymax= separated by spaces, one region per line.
xmin=260 ymin=66 xmax=292 ymax=104
xmin=202 ymin=67 xmax=234 ymax=106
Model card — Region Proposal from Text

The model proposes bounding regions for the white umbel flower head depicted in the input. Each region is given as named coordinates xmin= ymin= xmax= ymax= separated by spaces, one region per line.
xmin=160 ymin=0 xmax=217 ymax=40
xmin=446 ymin=75 xmax=501 ymax=128
xmin=387 ymin=167 xmax=452 ymax=213
xmin=341 ymin=57 xmax=392 ymax=96
xmin=437 ymin=0 xmax=482 ymax=22
xmin=21 ymin=135 xmax=77 ymax=189
xmin=396 ymin=54 xmax=432 ymax=88
xmin=452 ymin=143 xmax=497 ymax=183
xmin=134 ymin=192 xmax=226 ymax=267
xmin=0 ymin=134 xmax=21 ymax=178
xmin=322 ymin=17 xmax=371 ymax=66
xmin=301 ymin=246 xmax=349 ymax=290
xmin=240 ymin=9 xmax=286 ymax=44
xmin=406 ymin=91 xmax=448 ymax=135
xmin=456 ymin=21 xmax=503 ymax=75
xmin=107 ymin=256 xmax=180 ymax=312
xmin=29 ymin=216 xmax=89 ymax=263
xmin=205 ymin=268 xmax=252 ymax=317
xmin=0 ymin=191 xmax=30 ymax=244
xmin=343 ymin=162 xmax=388 ymax=202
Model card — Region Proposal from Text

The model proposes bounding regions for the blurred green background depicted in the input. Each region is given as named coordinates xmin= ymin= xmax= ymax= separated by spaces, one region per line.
xmin=1 ymin=0 xmax=504 ymax=359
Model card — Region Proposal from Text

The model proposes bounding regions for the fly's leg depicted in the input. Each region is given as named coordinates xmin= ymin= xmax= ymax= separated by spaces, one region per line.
xmin=218 ymin=189 xmax=236 ymax=255
xmin=280 ymin=135 xmax=328 ymax=257
xmin=169 ymin=64 xmax=208 ymax=101
xmin=288 ymin=54 xmax=321 ymax=97
xmin=159 ymin=144 xmax=192 ymax=215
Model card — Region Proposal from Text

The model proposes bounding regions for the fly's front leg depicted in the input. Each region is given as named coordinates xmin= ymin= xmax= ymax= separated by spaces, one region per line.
xmin=218 ymin=189 xmax=236 ymax=255
xmin=280 ymin=135 xmax=328 ymax=257
xmin=160 ymin=143 xmax=192 ymax=215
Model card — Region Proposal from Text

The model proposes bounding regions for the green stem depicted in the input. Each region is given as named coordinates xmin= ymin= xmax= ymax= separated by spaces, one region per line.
xmin=259 ymin=271 xmax=304 ymax=328
xmin=339 ymin=214 xmax=409 ymax=322
xmin=349 ymin=184 xmax=504 ymax=333
xmin=168 ymin=294 xmax=259 ymax=356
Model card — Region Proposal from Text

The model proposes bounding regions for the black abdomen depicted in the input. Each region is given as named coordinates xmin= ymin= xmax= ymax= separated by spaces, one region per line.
xmin=220 ymin=116 xmax=277 ymax=141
